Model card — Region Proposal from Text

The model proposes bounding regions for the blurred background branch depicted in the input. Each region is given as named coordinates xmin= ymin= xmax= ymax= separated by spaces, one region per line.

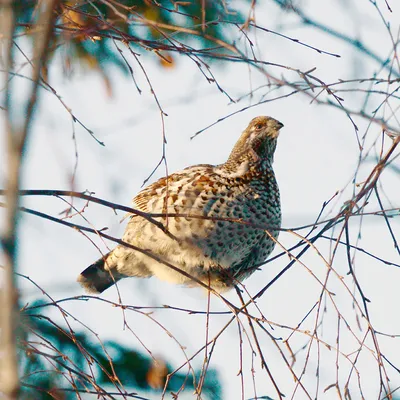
xmin=1 ymin=0 xmax=56 ymax=398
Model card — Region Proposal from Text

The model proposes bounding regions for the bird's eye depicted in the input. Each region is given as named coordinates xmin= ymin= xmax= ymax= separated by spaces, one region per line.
xmin=255 ymin=123 xmax=263 ymax=130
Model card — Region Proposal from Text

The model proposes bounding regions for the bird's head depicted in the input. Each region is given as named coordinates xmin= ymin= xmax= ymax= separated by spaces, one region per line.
xmin=228 ymin=116 xmax=284 ymax=164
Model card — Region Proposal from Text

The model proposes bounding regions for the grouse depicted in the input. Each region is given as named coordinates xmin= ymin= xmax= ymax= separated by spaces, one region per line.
xmin=78 ymin=116 xmax=283 ymax=293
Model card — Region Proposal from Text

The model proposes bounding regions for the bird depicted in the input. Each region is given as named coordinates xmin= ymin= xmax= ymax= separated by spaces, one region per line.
xmin=77 ymin=116 xmax=283 ymax=294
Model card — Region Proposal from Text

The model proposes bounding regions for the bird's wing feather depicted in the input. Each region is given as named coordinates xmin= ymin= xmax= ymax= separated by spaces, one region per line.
xmin=132 ymin=164 xmax=215 ymax=213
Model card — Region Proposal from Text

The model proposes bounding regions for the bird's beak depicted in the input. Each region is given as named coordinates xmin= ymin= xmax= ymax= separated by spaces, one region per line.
xmin=270 ymin=121 xmax=284 ymax=139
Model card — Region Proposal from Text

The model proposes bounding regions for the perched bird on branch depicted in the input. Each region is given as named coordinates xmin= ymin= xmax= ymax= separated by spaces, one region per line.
xmin=78 ymin=116 xmax=283 ymax=293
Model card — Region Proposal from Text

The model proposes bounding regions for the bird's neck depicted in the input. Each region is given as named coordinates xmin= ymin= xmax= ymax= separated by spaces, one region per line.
xmin=219 ymin=150 xmax=273 ymax=179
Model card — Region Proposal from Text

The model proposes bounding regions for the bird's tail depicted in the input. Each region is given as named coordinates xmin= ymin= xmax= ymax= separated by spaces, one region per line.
xmin=77 ymin=254 xmax=122 ymax=294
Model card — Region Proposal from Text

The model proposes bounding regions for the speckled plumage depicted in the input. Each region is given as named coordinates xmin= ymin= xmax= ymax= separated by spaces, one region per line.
xmin=78 ymin=116 xmax=283 ymax=293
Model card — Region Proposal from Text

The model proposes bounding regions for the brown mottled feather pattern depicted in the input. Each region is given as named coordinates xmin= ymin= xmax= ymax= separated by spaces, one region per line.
xmin=78 ymin=116 xmax=283 ymax=293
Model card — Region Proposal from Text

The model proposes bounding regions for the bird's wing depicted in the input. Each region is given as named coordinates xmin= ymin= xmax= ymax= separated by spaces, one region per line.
xmin=132 ymin=164 xmax=216 ymax=214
